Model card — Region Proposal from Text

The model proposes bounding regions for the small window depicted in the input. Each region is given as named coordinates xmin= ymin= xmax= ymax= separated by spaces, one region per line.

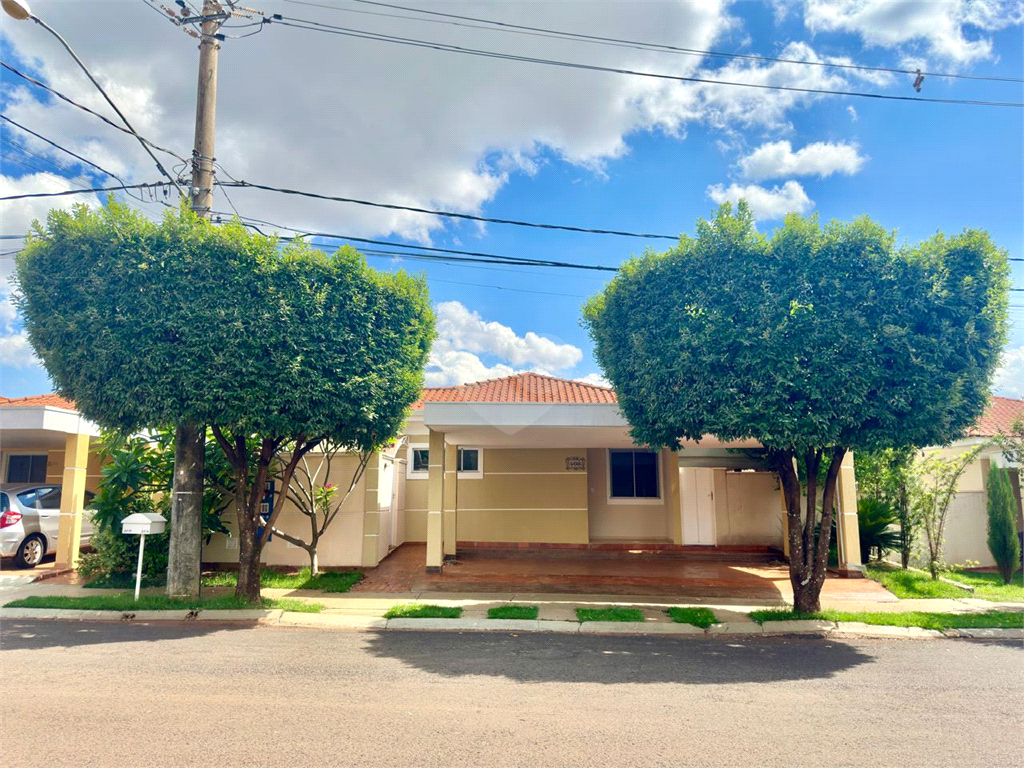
xmin=457 ymin=448 xmax=480 ymax=473
xmin=411 ymin=448 xmax=429 ymax=473
xmin=609 ymin=450 xmax=660 ymax=499
xmin=6 ymin=455 xmax=48 ymax=484
xmin=35 ymin=487 xmax=62 ymax=510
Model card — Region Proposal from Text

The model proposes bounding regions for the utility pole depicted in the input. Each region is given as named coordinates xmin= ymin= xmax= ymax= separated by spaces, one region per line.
xmin=167 ymin=0 xmax=226 ymax=598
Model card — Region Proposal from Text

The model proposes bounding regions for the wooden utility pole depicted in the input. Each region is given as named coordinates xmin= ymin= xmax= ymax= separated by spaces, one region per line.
xmin=167 ymin=0 xmax=224 ymax=598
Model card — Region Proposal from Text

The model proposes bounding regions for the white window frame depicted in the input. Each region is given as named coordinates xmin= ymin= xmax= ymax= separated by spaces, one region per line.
xmin=407 ymin=444 xmax=430 ymax=480
xmin=5 ymin=453 xmax=48 ymax=485
xmin=606 ymin=448 xmax=662 ymax=505
xmin=456 ymin=447 xmax=484 ymax=479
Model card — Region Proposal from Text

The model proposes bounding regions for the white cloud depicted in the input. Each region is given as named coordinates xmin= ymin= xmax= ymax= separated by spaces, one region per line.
xmin=426 ymin=301 xmax=582 ymax=386
xmin=434 ymin=301 xmax=582 ymax=370
xmin=737 ymin=140 xmax=866 ymax=182
xmin=0 ymin=173 xmax=103 ymax=238
xmin=575 ymin=372 xmax=611 ymax=388
xmin=0 ymin=275 xmax=41 ymax=370
xmin=993 ymin=346 xmax=1024 ymax=399
xmin=706 ymin=179 xmax=813 ymax=221
xmin=847 ymin=105 xmax=858 ymax=122
xmin=803 ymin=0 xmax=1024 ymax=65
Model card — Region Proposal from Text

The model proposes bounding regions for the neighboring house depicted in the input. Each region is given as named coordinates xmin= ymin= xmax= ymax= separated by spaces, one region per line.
xmin=204 ymin=373 xmax=864 ymax=574
xmin=0 ymin=394 xmax=102 ymax=567
xmin=922 ymin=396 xmax=1024 ymax=568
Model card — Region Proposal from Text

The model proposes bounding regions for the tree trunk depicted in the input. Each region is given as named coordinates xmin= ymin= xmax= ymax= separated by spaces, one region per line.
xmin=309 ymin=548 xmax=319 ymax=577
xmin=233 ymin=480 xmax=262 ymax=603
xmin=167 ymin=422 xmax=205 ymax=598
xmin=898 ymin=483 xmax=911 ymax=570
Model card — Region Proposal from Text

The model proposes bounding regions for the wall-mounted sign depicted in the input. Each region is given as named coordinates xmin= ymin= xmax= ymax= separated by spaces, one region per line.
xmin=565 ymin=456 xmax=586 ymax=472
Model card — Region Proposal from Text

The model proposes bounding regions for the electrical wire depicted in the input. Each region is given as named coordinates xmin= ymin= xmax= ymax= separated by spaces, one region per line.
xmin=284 ymin=0 xmax=1024 ymax=85
xmin=217 ymin=180 xmax=678 ymax=239
xmin=0 ymin=182 xmax=174 ymax=201
xmin=0 ymin=62 xmax=190 ymax=166
xmin=264 ymin=16 xmax=1024 ymax=108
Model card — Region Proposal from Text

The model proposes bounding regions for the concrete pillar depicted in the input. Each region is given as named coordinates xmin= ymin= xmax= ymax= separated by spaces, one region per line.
xmin=834 ymin=450 xmax=864 ymax=575
xmin=56 ymin=431 xmax=90 ymax=569
xmin=361 ymin=453 xmax=381 ymax=568
xmin=443 ymin=443 xmax=458 ymax=557
xmin=425 ymin=429 xmax=445 ymax=571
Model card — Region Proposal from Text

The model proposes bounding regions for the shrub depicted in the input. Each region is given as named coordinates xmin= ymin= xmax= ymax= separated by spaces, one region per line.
xmin=78 ymin=495 xmax=169 ymax=585
xmin=987 ymin=465 xmax=1021 ymax=584
xmin=857 ymin=498 xmax=902 ymax=563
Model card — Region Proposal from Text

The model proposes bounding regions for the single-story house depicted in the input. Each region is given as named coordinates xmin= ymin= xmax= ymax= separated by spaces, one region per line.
xmin=0 ymin=394 xmax=102 ymax=567
xmin=920 ymin=396 xmax=1023 ymax=568
xmin=204 ymin=373 xmax=864 ymax=574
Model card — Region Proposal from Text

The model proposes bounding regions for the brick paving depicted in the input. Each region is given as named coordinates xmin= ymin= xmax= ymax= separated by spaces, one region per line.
xmin=353 ymin=543 xmax=897 ymax=602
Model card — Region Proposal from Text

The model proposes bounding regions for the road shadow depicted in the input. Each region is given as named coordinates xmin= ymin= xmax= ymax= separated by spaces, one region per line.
xmin=363 ymin=630 xmax=874 ymax=685
xmin=0 ymin=619 xmax=257 ymax=650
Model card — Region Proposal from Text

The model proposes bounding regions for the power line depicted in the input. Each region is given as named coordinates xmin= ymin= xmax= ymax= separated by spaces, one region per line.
xmin=0 ymin=182 xmax=174 ymax=201
xmin=265 ymin=16 xmax=1024 ymax=108
xmin=0 ymin=62 xmax=190 ymax=166
xmin=218 ymin=180 xmax=678 ymax=239
xmin=285 ymin=0 xmax=1024 ymax=85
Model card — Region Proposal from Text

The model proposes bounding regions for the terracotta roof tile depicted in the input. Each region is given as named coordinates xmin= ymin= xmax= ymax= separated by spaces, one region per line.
xmin=968 ymin=396 xmax=1024 ymax=437
xmin=413 ymin=372 xmax=616 ymax=408
xmin=0 ymin=393 xmax=78 ymax=411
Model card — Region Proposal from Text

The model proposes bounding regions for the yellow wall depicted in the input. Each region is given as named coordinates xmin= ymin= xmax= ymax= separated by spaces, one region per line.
xmin=202 ymin=452 xmax=368 ymax=568
xmin=1 ymin=445 xmax=104 ymax=494
xmin=587 ymin=448 xmax=674 ymax=541
xmin=451 ymin=447 xmax=589 ymax=544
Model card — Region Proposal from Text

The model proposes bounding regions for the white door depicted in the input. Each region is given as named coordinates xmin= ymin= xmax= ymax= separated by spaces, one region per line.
xmin=680 ymin=467 xmax=717 ymax=545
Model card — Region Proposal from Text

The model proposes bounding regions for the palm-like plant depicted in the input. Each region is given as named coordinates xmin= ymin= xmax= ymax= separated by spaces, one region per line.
xmin=858 ymin=498 xmax=902 ymax=563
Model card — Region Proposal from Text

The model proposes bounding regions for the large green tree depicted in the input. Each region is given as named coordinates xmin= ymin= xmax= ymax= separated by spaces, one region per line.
xmin=583 ymin=204 xmax=1009 ymax=613
xmin=16 ymin=203 xmax=433 ymax=602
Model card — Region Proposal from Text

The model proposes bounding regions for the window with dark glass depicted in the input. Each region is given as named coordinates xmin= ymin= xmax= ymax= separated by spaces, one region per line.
xmin=457 ymin=448 xmax=480 ymax=473
xmin=609 ymin=450 xmax=660 ymax=498
xmin=6 ymin=455 xmax=48 ymax=484
xmin=412 ymin=448 xmax=429 ymax=473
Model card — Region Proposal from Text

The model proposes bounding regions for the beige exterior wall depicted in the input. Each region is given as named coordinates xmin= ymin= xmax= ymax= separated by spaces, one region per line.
xmin=453 ymin=447 xmax=589 ymax=544
xmin=202 ymin=452 xmax=369 ymax=568
xmin=587 ymin=448 xmax=674 ymax=541
xmin=711 ymin=470 xmax=785 ymax=547
xmin=0 ymin=445 xmax=103 ymax=494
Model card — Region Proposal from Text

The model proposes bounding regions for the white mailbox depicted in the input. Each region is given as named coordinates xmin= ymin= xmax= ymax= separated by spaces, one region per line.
xmin=121 ymin=512 xmax=167 ymax=536
xmin=120 ymin=512 xmax=167 ymax=600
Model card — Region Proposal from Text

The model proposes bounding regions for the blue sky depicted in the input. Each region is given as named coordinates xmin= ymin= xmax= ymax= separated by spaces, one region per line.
xmin=1 ymin=1 xmax=1022 ymax=399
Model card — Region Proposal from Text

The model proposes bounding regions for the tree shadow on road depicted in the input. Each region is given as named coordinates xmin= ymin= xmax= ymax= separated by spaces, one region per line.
xmin=0 ymin=619 xmax=257 ymax=650
xmin=363 ymin=631 xmax=875 ymax=685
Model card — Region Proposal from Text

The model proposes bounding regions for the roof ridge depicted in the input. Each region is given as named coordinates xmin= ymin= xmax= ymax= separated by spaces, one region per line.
xmin=423 ymin=371 xmax=613 ymax=392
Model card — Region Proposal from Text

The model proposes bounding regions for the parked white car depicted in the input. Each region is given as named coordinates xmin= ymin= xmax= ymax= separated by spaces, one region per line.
xmin=0 ymin=485 xmax=95 ymax=568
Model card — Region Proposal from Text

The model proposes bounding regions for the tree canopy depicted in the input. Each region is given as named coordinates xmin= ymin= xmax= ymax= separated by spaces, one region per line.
xmin=16 ymin=202 xmax=433 ymax=450
xmin=583 ymin=203 xmax=1009 ymax=455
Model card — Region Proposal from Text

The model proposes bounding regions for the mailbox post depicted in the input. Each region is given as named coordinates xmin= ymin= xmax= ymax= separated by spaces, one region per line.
xmin=120 ymin=512 xmax=167 ymax=601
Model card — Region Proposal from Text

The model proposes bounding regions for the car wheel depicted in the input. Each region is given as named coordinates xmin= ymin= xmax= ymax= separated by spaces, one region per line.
xmin=14 ymin=534 xmax=45 ymax=569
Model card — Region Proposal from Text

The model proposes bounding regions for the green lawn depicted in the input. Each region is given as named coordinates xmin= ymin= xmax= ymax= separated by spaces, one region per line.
xmin=5 ymin=594 xmax=324 ymax=613
xmin=749 ymin=608 xmax=1022 ymax=630
xmin=576 ymin=607 xmax=646 ymax=623
xmin=384 ymin=604 xmax=462 ymax=619
xmin=487 ymin=605 xmax=539 ymax=620
xmin=201 ymin=567 xmax=363 ymax=593
xmin=665 ymin=607 xmax=718 ymax=628
xmin=84 ymin=573 xmax=166 ymax=590
xmin=866 ymin=564 xmax=1023 ymax=602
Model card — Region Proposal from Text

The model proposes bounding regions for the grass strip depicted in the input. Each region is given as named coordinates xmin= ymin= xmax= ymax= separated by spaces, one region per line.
xmin=866 ymin=564 xmax=1023 ymax=602
xmin=202 ymin=567 xmax=363 ymax=593
xmin=576 ymin=607 xmax=645 ymax=623
xmin=749 ymin=608 xmax=1022 ymax=630
xmin=384 ymin=604 xmax=462 ymax=619
xmin=5 ymin=594 xmax=324 ymax=613
xmin=487 ymin=605 xmax=539 ymax=620
xmin=666 ymin=607 xmax=718 ymax=628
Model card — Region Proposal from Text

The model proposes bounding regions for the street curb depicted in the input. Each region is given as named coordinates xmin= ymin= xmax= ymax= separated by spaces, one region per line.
xmin=2 ymin=608 xmax=1021 ymax=640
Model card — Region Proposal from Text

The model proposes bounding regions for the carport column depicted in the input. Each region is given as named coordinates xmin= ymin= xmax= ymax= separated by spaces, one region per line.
xmin=667 ymin=450 xmax=682 ymax=545
xmin=834 ymin=450 xmax=864 ymax=575
xmin=55 ymin=431 xmax=90 ymax=569
xmin=361 ymin=453 xmax=381 ymax=568
xmin=443 ymin=443 xmax=458 ymax=558
xmin=425 ymin=429 xmax=446 ymax=571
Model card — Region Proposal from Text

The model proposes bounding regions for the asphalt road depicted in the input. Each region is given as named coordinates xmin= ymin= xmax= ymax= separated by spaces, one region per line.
xmin=1 ymin=621 xmax=1021 ymax=768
